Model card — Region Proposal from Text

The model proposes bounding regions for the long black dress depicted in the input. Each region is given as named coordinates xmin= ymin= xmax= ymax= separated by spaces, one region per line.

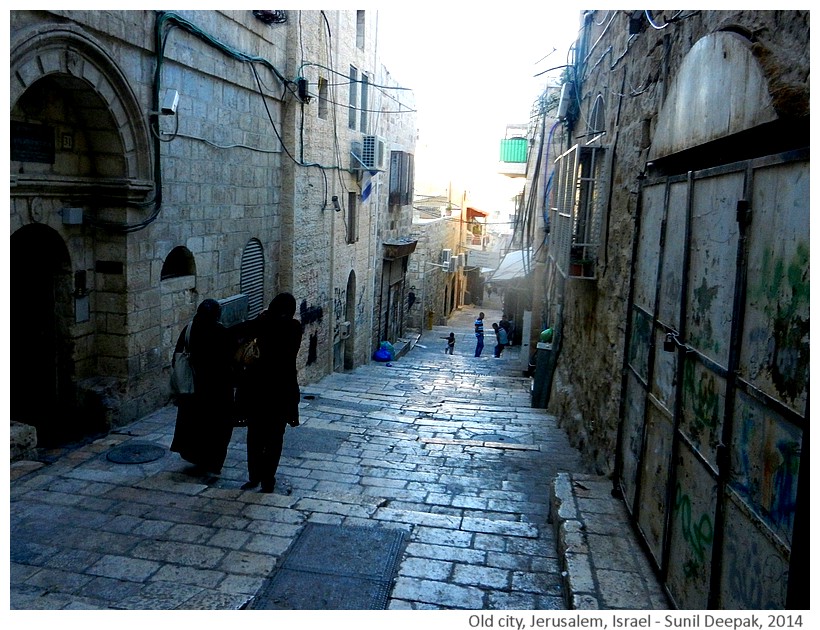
xmin=170 ymin=316 xmax=235 ymax=473
xmin=239 ymin=307 xmax=303 ymax=491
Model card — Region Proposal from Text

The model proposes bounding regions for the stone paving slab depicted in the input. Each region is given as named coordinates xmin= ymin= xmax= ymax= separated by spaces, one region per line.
xmin=549 ymin=472 xmax=670 ymax=610
xmin=10 ymin=304 xmax=667 ymax=612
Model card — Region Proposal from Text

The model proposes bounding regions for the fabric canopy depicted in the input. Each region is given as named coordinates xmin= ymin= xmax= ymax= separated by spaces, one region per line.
xmin=487 ymin=249 xmax=533 ymax=282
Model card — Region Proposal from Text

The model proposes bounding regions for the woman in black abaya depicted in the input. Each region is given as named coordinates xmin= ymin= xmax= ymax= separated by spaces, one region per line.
xmin=238 ymin=292 xmax=303 ymax=493
xmin=170 ymin=298 xmax=234 ymax=474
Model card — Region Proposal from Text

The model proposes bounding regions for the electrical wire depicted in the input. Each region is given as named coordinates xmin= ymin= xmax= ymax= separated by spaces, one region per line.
xmin=644 ymin=10 xmax=685 ymax=30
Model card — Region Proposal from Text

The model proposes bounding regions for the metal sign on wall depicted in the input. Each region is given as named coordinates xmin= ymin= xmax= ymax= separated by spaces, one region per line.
xmin=619 ymin=149 xmax=808 ymax=609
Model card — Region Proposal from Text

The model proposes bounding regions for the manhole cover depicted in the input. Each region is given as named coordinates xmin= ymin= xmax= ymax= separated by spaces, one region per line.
xmin=248 ymin=523 xmax=407 ymax=610
xmin=106 ymin=441 xmax=166 ymax=464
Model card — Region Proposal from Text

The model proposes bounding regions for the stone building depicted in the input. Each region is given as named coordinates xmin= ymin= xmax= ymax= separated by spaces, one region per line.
xmin=407 ymin=197 xmax=464 ymax=332
xmin=9 ymin=10 xmax=416 ymax=445
xmin=523 ymin=10 xmax=808 ymax=608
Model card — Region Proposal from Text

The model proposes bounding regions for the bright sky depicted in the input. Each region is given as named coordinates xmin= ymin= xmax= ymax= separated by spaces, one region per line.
xmin=377 ymin=5 xmax=583 ymax=212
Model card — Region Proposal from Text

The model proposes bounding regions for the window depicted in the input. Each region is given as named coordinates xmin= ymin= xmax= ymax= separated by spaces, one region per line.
xmin=161 ymin=246 xmax=195 ymax=280
xmin=360 ymin=73 xmax=369 ymax=132
xmin=589 ymin=94 xmax=606 ymax=139
xmin=348 ymin=65 xmax=358 ymax=129
xmin=356 ymin=11 xmax=365 ymax=49
xmin=347 ymin=192 xmax=358 ymax=243
xmin=240 ymin=238 xmax=265 ymax=317
xmin=388 ymin=151 xmax=414 ymax=207
xmin=318 ymin=76 xmax=328 ymax=120
xmin=549 ymin=144 xmax=607 ymax=279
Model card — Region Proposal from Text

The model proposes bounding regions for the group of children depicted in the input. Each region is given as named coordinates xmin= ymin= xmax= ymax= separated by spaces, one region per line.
xmin=442 ymin=314 xmax=512 ymax=358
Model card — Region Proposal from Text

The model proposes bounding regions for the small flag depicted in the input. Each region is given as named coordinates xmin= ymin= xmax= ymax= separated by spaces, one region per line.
xmin=361 ymin=170 xmax=378 ymax=202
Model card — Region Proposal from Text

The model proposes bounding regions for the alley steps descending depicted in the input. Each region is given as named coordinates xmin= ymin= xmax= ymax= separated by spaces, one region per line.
xmin=10 ymin=305 xmax=597 ymax=611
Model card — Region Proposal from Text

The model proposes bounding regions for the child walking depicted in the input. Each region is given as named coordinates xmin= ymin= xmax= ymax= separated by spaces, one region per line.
xmin=442 ymin=332 xmax=456 ymax=355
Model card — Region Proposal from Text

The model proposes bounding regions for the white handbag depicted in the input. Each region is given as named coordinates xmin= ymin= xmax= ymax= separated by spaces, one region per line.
xmin=170 ymin=322 xmax=195 ymax=395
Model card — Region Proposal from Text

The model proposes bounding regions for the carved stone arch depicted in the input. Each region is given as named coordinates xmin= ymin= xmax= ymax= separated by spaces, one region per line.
xmin=649 ymin=31 xmax=778 ymax=161
xmin=10 ymin=23 xmax=152 ymax=185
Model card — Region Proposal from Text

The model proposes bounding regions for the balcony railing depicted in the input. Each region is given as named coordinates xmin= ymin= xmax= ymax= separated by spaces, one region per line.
xmin=498 ymin=137 xmax=528 ymax=177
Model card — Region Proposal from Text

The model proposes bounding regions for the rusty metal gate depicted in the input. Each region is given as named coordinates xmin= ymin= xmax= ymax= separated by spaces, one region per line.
xmin=618 ymin=149 xmax=808 ymax=609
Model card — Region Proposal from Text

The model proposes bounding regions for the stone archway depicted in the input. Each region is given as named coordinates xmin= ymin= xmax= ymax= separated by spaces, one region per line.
xmin=10 ymin=23 xmax=152 ymax=186
xmin=10 ymin=22 xmax=155 ymax=439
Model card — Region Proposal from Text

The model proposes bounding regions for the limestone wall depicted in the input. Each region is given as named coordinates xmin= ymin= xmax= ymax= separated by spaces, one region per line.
xmin=547 ymin=10 xmax=810 ymax=475
xmin=10 ymin=9 xmax=417 ymax=430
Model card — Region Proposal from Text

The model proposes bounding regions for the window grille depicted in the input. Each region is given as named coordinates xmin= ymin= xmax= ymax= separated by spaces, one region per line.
xmin=548 ymin=144 xmax=607 ymax=279
xmin=240 ymin=239 xmax=265 ymax=317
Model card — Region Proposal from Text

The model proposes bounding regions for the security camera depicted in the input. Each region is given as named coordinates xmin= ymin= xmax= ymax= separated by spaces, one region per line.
xmin=161 ymin=90 xmax=179 ymax=115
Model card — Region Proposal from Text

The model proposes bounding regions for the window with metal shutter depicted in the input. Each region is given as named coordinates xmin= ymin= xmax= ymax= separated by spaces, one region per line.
xmin=240 ymin=239 xmax=265 ymax=318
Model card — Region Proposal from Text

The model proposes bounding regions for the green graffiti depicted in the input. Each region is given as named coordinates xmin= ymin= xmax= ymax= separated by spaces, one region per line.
xmin=674 ymin=483 xmax=714 ymax=567
xmin=755 ymin=243 xmax=810 ymax=401
xmin=690 ymin=277 xmax=720 ymax=354
xmin=683 ymin=360 xmax=720 ymax=434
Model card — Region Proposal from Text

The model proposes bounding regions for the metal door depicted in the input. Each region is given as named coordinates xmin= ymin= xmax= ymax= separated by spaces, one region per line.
xmin=619 ymin=149 xmax=808 ymax=608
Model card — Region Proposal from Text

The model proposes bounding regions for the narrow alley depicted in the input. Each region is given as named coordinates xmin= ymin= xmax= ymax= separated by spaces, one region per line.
xmin=10 ymin=304 xmax=667 ymax=612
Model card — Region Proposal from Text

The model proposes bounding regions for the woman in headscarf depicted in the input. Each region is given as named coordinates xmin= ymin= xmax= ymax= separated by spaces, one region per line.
xmin=170 ymin=298 xmax=235 ymax=474
xmin=238 ymin=292 xmax=303 ymax=493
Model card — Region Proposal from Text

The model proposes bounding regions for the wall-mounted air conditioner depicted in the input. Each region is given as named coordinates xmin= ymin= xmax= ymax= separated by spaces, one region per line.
xmin=447 ymin=256 xmax=458 ymax=273
xmin=361 ymin=135 xmax=386 ymax=170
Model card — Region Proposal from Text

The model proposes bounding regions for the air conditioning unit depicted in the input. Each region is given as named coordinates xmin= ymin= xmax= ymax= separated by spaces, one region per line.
xmin=457 ymin=253 xmax=465 ymax=268
xmin=447 ymin=256 xmax=458 ymax=273
xmin=361 ymin=135 xmax=386 ymax=170
xmin=440 ymin=248 xmax=452 ymax=264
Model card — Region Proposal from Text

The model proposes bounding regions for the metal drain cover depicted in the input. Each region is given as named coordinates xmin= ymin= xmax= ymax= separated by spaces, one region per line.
xmin=248 ymin=523 xmax=407 ymax=609
xmin=106 ymin=441 xmax=166 ymax=464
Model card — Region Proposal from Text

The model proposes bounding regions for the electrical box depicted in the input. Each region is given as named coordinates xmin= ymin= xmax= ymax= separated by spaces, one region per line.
xmin=440 ymin=249 xmax=452 ymax=265
xmin=557 ymin=82 xmax=573 ymax=121
xmin=339 ymin=321 xmax=351 ymax=339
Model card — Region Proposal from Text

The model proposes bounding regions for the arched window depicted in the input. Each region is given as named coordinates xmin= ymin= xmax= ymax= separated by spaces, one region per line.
xmin=589 ymin=94 xmax=606 ymax=137
xmin=161 ymin=246 xmax=195 ymax=280
xmin=240 ymin=239 xmax=265 ymax=318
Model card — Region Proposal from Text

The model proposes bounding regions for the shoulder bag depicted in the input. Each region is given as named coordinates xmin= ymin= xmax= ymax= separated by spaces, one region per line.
xmin=170 ymin=321 xmax=195 ymax=395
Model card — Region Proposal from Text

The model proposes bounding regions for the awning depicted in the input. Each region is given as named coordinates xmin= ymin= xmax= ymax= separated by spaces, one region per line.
xmin=382 ymin=239 xmax=417 ymax=260
xmin=487 ymin=249 xmax=533 ymax=282
xmin=466 ymin=207 xmax=488 ymax=220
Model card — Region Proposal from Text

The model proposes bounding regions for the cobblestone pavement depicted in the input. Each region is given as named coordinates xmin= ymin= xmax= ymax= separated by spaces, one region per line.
xmin=10 ymin=303 xmax=667 ymax=612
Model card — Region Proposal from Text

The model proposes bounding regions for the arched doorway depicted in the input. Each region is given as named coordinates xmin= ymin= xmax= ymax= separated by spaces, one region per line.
xmin=10 ymin=22 xmax=154 ymax=436
xmin=10 ymin=225 xmax=77 ymax=445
